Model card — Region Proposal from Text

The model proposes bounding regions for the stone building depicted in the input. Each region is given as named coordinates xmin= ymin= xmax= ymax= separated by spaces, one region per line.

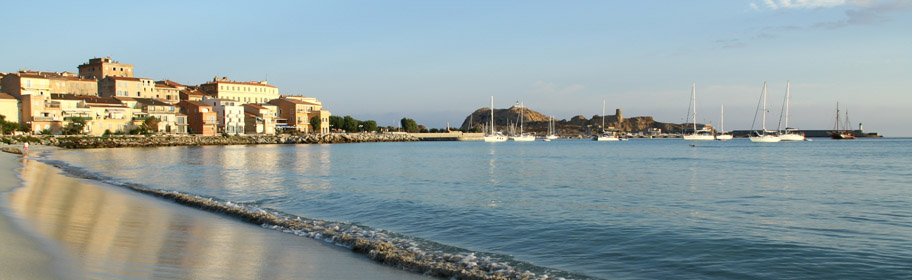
xmin=0 ymin=92 xmax=18 ymax=123
xmin=98 ymin=76 xmax=156 ymax=99
xmin=268 ymin=96 xmax=331 ymax=134
xmin=199 ymin=77 xmax=279 ymax=105
xmin=201 ymin=98 xmax=244 ymax=135
xmin=179 ymin=100 xmax=218 ymax=136
xmin=242 ymin=103 xmax=277 ymax=135
xmin=78 ymin=57 xmax=134 ymax=79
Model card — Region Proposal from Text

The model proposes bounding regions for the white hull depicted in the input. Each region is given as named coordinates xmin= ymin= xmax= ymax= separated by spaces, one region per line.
xmin=749 ymin=134 xmax=781 ymax=142
xmin=683 ymin=134 xmax=715 ymax=141
xmin=593 ymin=135 xmax=620 ymax=141
xmin=511 ymin=134 xmax=535 ymax=142
xmin=544 ymin=135 xmax=558 ymax=140
xmin=484 ymin=135 xmax=508 ymax=142
xmin=778 ymin=133 xmax=805 ymax=141
xmin=715 ymin=134 xmax=733 ymax=141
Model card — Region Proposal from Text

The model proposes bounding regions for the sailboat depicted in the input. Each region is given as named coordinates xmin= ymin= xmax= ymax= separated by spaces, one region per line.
xmin=593 ymin=99 xmax=620 ymax=141
xmin=683 ymin=83 xmax=715 ymax=141
xmin=715 ymin=104 xmax=733 ymax=141
xmin=828 ymin=102 xmax=856 ymax=140
xmin=778 ymin=81 xmax=806 ymax=141
xmin=749 ymin=82 xmax=781 ymax=143
xmin=511 ymin=101 xmax=535 ymax=141
xmin=483 ymin=96 xmax=508 ymax=142
xmin=544 ymin=115 xmax=558 ymax=140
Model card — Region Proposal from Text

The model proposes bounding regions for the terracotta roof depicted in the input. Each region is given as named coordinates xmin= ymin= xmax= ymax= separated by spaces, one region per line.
xmin=106 ymin=76 xmax=149 ymax=82
xmin=134 ymin=98 xmax=173 ymax=106
xmin=159 ymin=80 xmax=185 ymax=87
xmin=52 ymin=95 xmax=122 ymax=105
xmin=244 ymin=112 xmax=257 ymax=117
xmin=203 ymin=80 xmax=277 ymax=89
xmin=243 ymin=103 xmax=266 ymax=110
xmin=0 ymin=92 xmax=16 ymax=100
xmin=183 ymin=101 xmax=211 ymax=107
xmin=276 ymin=98 xmax=319 ymax=106
xmin=179 ymin=89 xmax=205 ymax=95
xmin=14 ymin=73 xmax=49 ymax=79
xmin=114 ymin=97 xmax=136 ymax=102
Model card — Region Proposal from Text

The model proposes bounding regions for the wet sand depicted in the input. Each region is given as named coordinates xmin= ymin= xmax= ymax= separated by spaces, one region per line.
xmin=1 ymin=146 xmax=431 ymax=279
xmin=0 ymin=149 xmax=59 ymax=280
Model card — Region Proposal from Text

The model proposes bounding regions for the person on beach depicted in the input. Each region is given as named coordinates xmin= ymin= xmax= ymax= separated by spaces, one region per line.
xmin=23 ymin=142 xmax=28 ymax=154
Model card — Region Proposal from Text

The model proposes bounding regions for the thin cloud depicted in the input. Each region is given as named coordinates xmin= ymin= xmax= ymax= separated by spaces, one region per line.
xmin=529 ymin=81 xmax=585 ymax=96
xmin=728 ymin=0 xmax=911 ymax=47
xmin=755 ymin=0 xmax=848 ymax=10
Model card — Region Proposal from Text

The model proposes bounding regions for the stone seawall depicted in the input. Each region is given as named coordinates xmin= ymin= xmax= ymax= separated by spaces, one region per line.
xmin=0 ymin=134 xmax=418 ymax=149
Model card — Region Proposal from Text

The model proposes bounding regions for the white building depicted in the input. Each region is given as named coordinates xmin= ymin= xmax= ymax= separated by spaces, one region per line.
xmin=202 ymin=98 xmax=244 ymax=135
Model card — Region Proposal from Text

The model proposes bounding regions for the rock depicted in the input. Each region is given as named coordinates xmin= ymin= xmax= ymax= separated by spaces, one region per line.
xmin=1 ymin=147 xmax=23 ymax=154
xmin=0 ymin=134 xmax=420 ymax=149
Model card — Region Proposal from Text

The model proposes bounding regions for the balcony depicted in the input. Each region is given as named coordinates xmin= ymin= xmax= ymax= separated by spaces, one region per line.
xmin=32 ymin=116 xmax=60 ymax=122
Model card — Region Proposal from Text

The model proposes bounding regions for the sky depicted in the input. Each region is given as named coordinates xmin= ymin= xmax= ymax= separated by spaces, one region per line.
xmin=2 ymin=0 xmax=910 ymax=136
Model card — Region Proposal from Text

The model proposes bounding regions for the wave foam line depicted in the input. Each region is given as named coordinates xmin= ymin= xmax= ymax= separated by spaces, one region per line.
xmin=126 ymin=186 xmax=565 ymax=280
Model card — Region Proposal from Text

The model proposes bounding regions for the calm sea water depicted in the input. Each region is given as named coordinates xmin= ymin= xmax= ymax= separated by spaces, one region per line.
xmin=45 ymin=138 xmax=912 ymax=279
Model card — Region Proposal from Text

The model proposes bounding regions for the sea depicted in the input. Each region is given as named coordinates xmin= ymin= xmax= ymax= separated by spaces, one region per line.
xmin=41 ymin=137 xmax=912 ymax=279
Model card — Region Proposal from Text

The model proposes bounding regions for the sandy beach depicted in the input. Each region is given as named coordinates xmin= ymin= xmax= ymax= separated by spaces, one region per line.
xmin=0 ymin=147 xmax=60 ymax=280
xmin=0 ymin=145 xmax=431 ymax=279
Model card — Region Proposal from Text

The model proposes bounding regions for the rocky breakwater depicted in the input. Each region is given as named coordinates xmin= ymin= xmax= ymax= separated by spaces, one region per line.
xmin=1 ymin=133 xmax=418 ymax=149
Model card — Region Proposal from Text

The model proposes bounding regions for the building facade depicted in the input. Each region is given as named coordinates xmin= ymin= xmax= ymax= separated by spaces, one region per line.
xmin=199 ymin=77 xmax=279 ymax=105
xmin=242 ymin=103 xmax=277 ymax=135
xmin=132 ymin=98 xmax=187 ymax=134
xmin=179 ymin=100 xmax=218 ymax=136
xmin=268 ymin=96 xmax=331 ymax=134
xmin=201 ymin=98 xmax=244 ymax=135
xmin=78 ymin=57 xmax=134 ymax=79
xmin=99 ymin=76 xmax=156 ymax=99
xmin=0 ymin=92 xmax=19 ymax=123
xmin=153 ymin=81 xmax=180 ymax=103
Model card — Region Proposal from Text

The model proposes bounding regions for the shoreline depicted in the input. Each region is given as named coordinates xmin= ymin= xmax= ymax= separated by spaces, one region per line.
xmin=1 ymin=133 xmax=418 ymax=149
xmin=0 ymin=146 xmax=433 ymax=280
xmin=3 ymin=144 xmax=559 ymax=280
xmin=0 ymin=147 xmax=61 ymax=280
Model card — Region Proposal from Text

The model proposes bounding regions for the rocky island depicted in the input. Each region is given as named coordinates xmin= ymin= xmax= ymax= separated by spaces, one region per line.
xmin=459 ymin=105 xmax=685 ymax=137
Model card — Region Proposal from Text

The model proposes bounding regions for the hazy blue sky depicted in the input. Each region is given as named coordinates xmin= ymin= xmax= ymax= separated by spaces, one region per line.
xmin=3 ymin=0 xmax=910 ymax=136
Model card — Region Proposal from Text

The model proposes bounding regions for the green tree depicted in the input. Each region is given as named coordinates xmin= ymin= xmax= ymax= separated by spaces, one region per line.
xmin=0 ymin=114 xmax=18 ymax=135
xmin=18 ymin=123 xmax=31 ymax=134
xmin=361 ymin=120 xmax=378 ymax=132
xmin=329 ymin=115 xmax=344 ymax=132
xmin=141 ymin=117 xmax=160 ymax=134
xmin=62 ymin=117 xmax=89 ymax=135
xmin=310 ymin=116 xmax=322 ymax=134
xmin=400 ymin=118 xmax=419 ymax=133
xmin=343 ymin=115 xmax=359 ymax=132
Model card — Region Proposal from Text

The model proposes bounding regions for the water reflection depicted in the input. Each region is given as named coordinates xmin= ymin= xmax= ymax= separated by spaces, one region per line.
xmin=7 ymin=158 xmax=427 ymax=280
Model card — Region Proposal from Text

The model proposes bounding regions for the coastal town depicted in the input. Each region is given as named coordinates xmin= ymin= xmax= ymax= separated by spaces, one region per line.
xmin=0 ymin=57 xmax=331 ymax=136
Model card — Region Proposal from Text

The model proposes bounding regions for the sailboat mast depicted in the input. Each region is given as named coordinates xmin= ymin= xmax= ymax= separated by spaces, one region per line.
xmin=762 ymin=82 xmax=768 ymax=132
xmin=835 ymin=102 xmax=840 ymax=131
xmin=692 ymin=83 xmax=697 ymax=132
xmin=490 ymin=96 xmax=495 ymax=134
xmin=519 ymin=102 xmax=524 ymax=134
xmin=721 ymin=104 xmax=725 ymax=132
xmin=785 ymin=81 xmax=791 ymax=129
xmin=602 ymin=99 xmax=606 ymax=131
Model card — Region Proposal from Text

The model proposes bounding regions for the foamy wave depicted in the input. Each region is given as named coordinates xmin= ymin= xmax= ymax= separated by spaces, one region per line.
xmin=39 ymin=154 xmax=574 ymax=280
xmin=128 ymin=187 xmax=566 ymax=280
